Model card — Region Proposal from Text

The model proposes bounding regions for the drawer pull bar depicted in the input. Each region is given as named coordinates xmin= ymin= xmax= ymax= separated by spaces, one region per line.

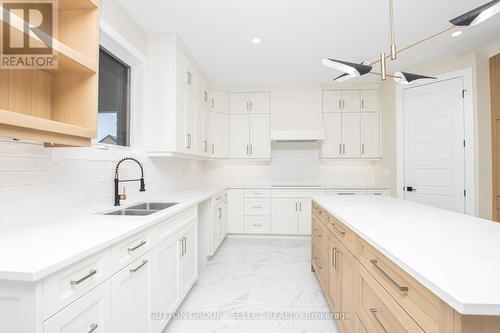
xmin=88 ymin=323 xmax=98 ymax=333
xmin=70 ymin=269 xmax=97 ymax=286
xmin=128 ymin=240 xmax=147 ymax=253
xmin=369 ymin=309 xmax=388 ymax=333
xmin=332 ymin=224 xmax=346 ymax=236
xmin=332 ymin=247 xmax=337 ymax=269
xmin=253 ymin=224 xmax=263 ymax=227
xmin=130 ymin=260 xmax=148 ymax=273
xmin=370 ymin=259 xmax=409 ymax=294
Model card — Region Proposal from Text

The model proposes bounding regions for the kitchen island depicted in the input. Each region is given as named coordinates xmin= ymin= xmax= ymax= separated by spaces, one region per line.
xmin=311 ymin=194 xmax=500 ymax=333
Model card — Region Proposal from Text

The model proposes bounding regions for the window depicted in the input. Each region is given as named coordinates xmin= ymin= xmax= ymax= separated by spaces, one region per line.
xmin=97 ymin=48 xmax=131 ymax=147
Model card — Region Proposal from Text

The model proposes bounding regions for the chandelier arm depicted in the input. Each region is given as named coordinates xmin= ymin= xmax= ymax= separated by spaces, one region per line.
xmin=368 ymin=71 xmax=402 ymax=79
xmin=368 ymin=25 xmax=456 ymax=66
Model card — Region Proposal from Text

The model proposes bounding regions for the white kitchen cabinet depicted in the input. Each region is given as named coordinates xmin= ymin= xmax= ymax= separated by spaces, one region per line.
xmin=323 ymin=90 xmax=343 ymax=113
xmin=244 ymin=216 xmax=271 ymax=234
xmin=249 ymin=114 xmax=270 ymax=158
xmin=361 ymin=112 xmax=380 ymax=158
xmin=297 ymin=199 xmax=312 ymax=235
xmin=152 ymin=234 xmax=180 ymax=332
xmin=360 ymin=89 xmax=380 ymax=112
xmin=211 ymin=89 xmax=229 ymax=114
xmin=342 ymin=113 xmax=361 ymax=158
xmin=321 ymin=113 xmax=342 ymax=158
xmin=111 ymin=252 xmax=153 ymax=333
xmin=227 ymin=189 xmax=244 ymax=233
xmin=194 ymin=100 xmax=204 ymax=155
xmin=44 ymin=281 xmax=111 ymax=333
xmin=230 ymin=114 xmax=250 ymax=158
xmin=229 ymin=92 xmax=270 ymax=114
xmin=341 ymin=90 xmax=361 ymax=113
xmin=271 ymin=199 xmax=299 ymax=234
xmin=201 ymin=105 xmax=211 ymax=156
xmin=179 ymin=222 xmax=198 ymax=297
xmin=210 ymin=197 xmax=227 ymax=255
xmin=211 ymin=111 xmax=229 ymax=158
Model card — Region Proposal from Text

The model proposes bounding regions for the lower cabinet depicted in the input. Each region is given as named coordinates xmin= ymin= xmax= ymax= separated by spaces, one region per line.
xmin=271 ymin=198 xmax=312 ymax=235
xmin=179 ymin=222 xmax=198 ymax=297
xmin=111 ymin=252 xmax=153 ymax=333
xmin=44 ymin=281 xmax=111 ymax=333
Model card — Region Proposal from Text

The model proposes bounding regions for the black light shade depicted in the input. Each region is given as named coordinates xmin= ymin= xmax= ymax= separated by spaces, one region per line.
xmin=394 ymin=72 xmax=437 ymax=84
xmin=322 ymin=58 xmax=372 ymax=76
xmin=450 ymin=0 xmax=500 ymax=27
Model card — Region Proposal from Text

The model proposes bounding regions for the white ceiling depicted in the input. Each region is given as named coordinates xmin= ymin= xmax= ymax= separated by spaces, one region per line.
xmin=117 ymin=0 xmax=500 ymax=88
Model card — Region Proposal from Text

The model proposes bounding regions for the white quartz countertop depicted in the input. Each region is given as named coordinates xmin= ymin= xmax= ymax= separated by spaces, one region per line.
xmin=311 ymin=195 xmax=500 ymax=316
xmin=0 ymin=188 xmax=226 ymax=282
xmin=227 ymin=185 xmax=389 ymax=190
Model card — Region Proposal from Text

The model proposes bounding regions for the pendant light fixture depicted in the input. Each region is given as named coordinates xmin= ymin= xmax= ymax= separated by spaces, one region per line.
xmin=323 ymin=0 xmax=500 ymax=84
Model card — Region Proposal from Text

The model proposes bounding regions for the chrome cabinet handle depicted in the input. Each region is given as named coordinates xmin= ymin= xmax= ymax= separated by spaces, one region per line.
xmin=211 ymin=98 xmax=215 ymax=108
xmin=361 ymin=99 xmax=365 ymax=109
xmin=253 ymin=224 xmax=263 ymax=227
xmin=70 ymin=269 xmax=97 ymax=286
xmin=342 ymin=100 xmax=345 ymax=109
xmin=332 ymin=247 xmax=337 ymax=269
xmin=338 ymin=192 xmax=355 ymax=196
xmin=342 ymin=144 xmax=346 ymax=154
xmin=204 ymin=140 xmax=208 ymax=153
xmin=369 ymin=309 xmax=388 ymax=333
xmin=211 ymin=143 xmax=215 ymax=154
xmin=332 ymin=224 xmax=346 ymax=236
xmin=371 ymin=259 xmax=409 ymax=294
xmin=295 ymin=202 xmax=298 ymax=212
xmin=88 ymin=323 xmax=98 ymax=333
xmin=250 ymin=101 xmax=253 ymax=111
xmin=128 ymin=240 xmax=146 ymax=253
xmin=253 ymin=206 xmax=262 ymax=209
xmin=179 ymin=239 xmax=184 ymax=257
xmin=362 ymin=143 xmax=365 ymax=155
xmin=130 ymin=260 xmax=148 ymax=273
xmin=339 ymin=144 xmax=342 ymax=155
xmin=218 ymin=207 xmax=222 ymax=219
xmin=246 ymin=144 xmax=249 ymax=155
xmin=299 ymin=202 xmax=302 ymax=211
xmin=249 ymin=144 xmax=253 ymax=155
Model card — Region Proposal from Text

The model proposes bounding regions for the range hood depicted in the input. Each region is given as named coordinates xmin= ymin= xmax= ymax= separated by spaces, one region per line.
xmin=271 ymin=129 xmax=325 ymax=142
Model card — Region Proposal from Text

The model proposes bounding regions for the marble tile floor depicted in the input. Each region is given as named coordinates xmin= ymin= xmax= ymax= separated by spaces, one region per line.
xmin=164 ymin=238 xmax=340 ymax=333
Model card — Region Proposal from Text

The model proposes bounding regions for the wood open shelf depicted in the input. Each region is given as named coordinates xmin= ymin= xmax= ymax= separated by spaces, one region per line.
xmin=0 ymin=0 xmax=100 ymax=146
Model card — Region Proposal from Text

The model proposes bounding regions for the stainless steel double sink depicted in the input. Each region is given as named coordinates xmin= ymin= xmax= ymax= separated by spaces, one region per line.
xmin=104 ymin=202 xmax=178 ymax=216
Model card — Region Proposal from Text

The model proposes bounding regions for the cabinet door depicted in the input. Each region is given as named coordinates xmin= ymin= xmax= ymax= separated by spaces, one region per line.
xmin=342 ymin=113 xmax=361 ymax=157
xmin=249 ymin=114 xmax=270 ymax=159
xmin=326 ymin=235 xmax=341 ymax=312
xmin=323 ymin=91 xmax=342 ymax=113
xmin=338 ymin=243 xmax=357 ymax=333
xmin=229 ymin=114 xmax=250 ymax=158
xmin=152 ymin=235 xmax=180 ymax=332
xmin=229 ymin=93 xmax=249 ymax=114
xmin=179 ymin=222 xmax=198 ymax=297
xmin=211 ymin=89 xmax=229 ymax=113
xmin=341 ymin=90 xmax=361 ymax=113
xmin=297 ymin=199 xmax=312 ymax=235
xmin=361 ymin=90 xmax=380 ymax=112
xmin=44 ymin=281 xmax=111 ymax=333
xmin=321 ymin=113 xmax=342 ymax=158
xmin=175 ymin=45 xmax=187 ymax=85
xmin=271 ymin=198 xmax=298 ymax=234
xmin=202 ymin=106 xmax=211 ymax=156
xmin=112 ymin=252 xmax=153 ymax=333
xmin=194 ymin=100 xmax=203 ymax=155
xmin=249 ymin=92 xmax=270 ymax=114
xmin=227 ymin=189 xmax=244 ymax=233
xmin=211 ymin=204 xmax=223 ymax=255
xmin=185 ymin=90 xmax=196 ymax=152
xmin=175 ymin=83 xmax=187 ymax=153
xmin=361 ymin=112 xmax=380 ymax=158
xmin=211 ymin=112 xmax=229 ymax=158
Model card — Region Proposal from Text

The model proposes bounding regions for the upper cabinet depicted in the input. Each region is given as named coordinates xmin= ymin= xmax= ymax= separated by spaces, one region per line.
xmin=321 ymin=89 xmax=381 ymax=159
xmin=230 ymin=92 xmax=270 ymax=114
xmin=0 ymin=0 xmax=100 ymax=147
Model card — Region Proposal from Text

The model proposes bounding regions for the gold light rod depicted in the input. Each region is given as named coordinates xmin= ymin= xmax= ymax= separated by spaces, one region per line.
xmin=389 ymin=0 xmax=397 ymax=60
xmin=369 ymin=25 xmax=456 ymax=67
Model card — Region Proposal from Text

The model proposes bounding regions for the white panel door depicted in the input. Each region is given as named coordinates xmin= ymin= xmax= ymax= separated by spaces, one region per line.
xmin=323 ymin=91 xmax=342 ymax=113
xmin=341 ymin=90 xmax=361 ymax=113
xmin=361 ymin=113 xmax=380 ymax=158
xmin=322 ymin=113 xmax=342 ymax=158
xmin=111 ymin=252 xmax=153 ymax=333
xmin=194 ymin=100 xmax=203 ymax=155
xmin=271 ymin=199 xmax=298 ymax=234
xmin=227 ymin=189 xmax=244 ymax=233
xmin=185 ymin=90 xmax=196 ymax=153
xmin=249 ymin=92 xmax=270 ymax=114
xmin=211 ymin=112 xmax=229 ymax=158
xmin=175 ymin=45 xmax=187 ymax=85
xmin=152 ymin=235 xmax=180 ymax=332
xmin=297 ymin=199 xmax=312 ymax=235
xmin=211 ymin=89 xmax=229 ymax=113
xmin=179 ymin=222 xmax=197 ymax=297
xmin=342 ymin=113 xmax=361 ymax=157
xmin=229 ymin=114 xmax=250 ymax=158
xmin=360 ymin=90 xmax=380 ymax=112
xmin=249 ymin=114 xmax=270 ymax=159
xmin=202 ymin=106 xmax=211 ymax=156
xmin=229 ymin=93 xmax=250 ymax=114
xmin=44 ymin=281 xmax=111 ymax=333
xmin=175 ymin=83 xmax=187 ymax=153
xmin=403 ymin=78 xmax=465 ymax=213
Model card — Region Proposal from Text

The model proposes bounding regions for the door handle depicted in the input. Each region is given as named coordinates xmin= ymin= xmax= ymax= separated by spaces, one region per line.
xmin=212 ymin=143 xmax=215 ymax=154
xmin=369 ymin=309 xmax=388 ymax=333
xmin=339 ymin=144 xmax=342 ymax=155
xmin=70 ymin=269 xmax=97 ymax=286
xmin=406 ymin=186 xmax=416 ymax=192
xmin=88 ymin=323 xmax=98 ymax=333
xmin=129 ymin=260 xmax=148 ymax=273
xmin=362 ymin=143 xmax=365 ymax=155
xmin=342 ymin=144 xmax=346 ymax=154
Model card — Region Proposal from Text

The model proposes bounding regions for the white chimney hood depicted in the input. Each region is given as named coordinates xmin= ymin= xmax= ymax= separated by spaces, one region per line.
xmin=271 ymin=129 xmax=325 ymax=142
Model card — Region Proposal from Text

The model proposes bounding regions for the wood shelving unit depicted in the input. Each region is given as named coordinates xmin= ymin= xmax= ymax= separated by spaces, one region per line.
xmin=0 ymin=0 xmax=100 ymax=146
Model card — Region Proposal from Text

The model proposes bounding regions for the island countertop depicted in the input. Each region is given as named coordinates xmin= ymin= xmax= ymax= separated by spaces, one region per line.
xmin=311 ymin=194 xmax=500 ymax=316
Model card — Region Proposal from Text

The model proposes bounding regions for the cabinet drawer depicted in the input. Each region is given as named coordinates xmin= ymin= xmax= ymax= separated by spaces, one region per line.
xmin=43 ymin=248 xmax=112 ymax=319
xmin=358 ymin=265 xmax=424 ymax=333
xmin=244 ymin=198 xmax=270 ymax=216
xmin=44 ymin=280 xmax=111 ymax=333
xmin=312 ymin=239 xmax=326 ymax=288
xmin=244 ymin=189 xmax=271 ymax=198
xmin=155 ymin=207 xmax=197 ymax=244
xmin=244 ymin=216 xmax=270 ymax=234
xmin=112 ymin=229 xmax=153 ymax=271
xmin=358 ymin=239 xmax=441 ymax=332
xmin=312 ymin=201 xmax=328 ymax=224
xmin=271 ymin=190 xmax=325 ymax=198
xmin=326 ymin=214 xmax=356 ymax=253
xmin=366 ymin=190 xmax=390 ymax=196
xmin=312 ymin=214 xmax=327 ymax=251
xmin=326 ymin=190 xmax=367 ymax=196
